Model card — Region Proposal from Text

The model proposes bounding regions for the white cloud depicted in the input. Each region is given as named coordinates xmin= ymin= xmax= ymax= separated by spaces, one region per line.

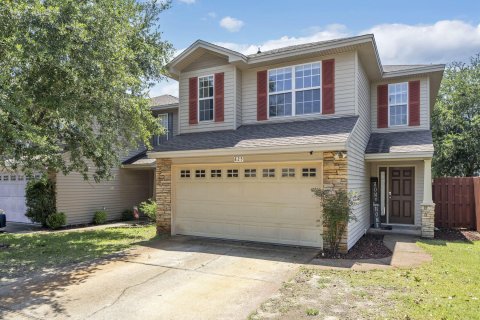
xmin=214 ymin=20 xmax=480 ymax=64
xmin=149 ymin=80 xmax=179 ymax=98
xmin=177 ymin=0 xmax=195 ymax=4
xmin=220 ymin=16 xmax=244 ymax=32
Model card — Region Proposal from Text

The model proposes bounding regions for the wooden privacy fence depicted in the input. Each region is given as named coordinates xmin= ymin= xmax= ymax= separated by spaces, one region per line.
xmin=433 ymin=177 xmax=480 ymax=230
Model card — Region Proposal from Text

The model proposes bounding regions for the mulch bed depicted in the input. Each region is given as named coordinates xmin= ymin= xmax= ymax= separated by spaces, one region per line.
xmin=435 ymin=228 xmax=480 ymax=242
xmin=316 ymin=234 xmax=392 ymax=259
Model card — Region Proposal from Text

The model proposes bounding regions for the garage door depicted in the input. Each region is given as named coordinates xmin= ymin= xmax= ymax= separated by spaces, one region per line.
xmin=173 ymin=163 xmax=323 ymax=247
xmin=0 ymin=173 xmax=30 ymax=223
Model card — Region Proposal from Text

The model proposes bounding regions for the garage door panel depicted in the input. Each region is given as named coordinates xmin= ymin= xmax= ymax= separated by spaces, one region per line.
xmin=174 ymin=163 xmax=323 ymax=247
xmin=0 ymin=173 xmax=30 ymax=223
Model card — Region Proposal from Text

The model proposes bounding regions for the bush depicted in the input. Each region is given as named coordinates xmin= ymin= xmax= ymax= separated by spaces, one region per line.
xmin=311 ymin=188 xmax=359 ymax=256
xmin=46 ymin=212 xmax=66 ymax=230
xmin=25 ymin=176 xmax=56 ymax=227
xmin=93 ymin=210 xmax=108 ymax=225
xmin=139 ymin=199 xmax=157 ymax=221
xmin=121 ymin=209 xmax=134 ymax=221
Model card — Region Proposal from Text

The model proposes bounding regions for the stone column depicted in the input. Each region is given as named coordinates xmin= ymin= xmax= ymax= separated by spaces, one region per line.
xmin=156 ymin=158 xmax=172 ymax=234
xmin=421 ymin=159 xmax=435 ymax=238
xmin=322 ymin=151 xmax=348 ymax=253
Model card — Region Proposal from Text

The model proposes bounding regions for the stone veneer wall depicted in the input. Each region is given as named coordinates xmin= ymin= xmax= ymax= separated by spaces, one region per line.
xmin=421 ymin=203 xmax=435 ymax=238
xmin=322 ymin=151 xmax=349 ymax=253
xmin=155 ymin=158 xmax=172 ymax=234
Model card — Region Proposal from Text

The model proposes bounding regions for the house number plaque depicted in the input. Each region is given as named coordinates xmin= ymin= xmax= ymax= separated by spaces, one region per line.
xmin=233 ymin=156 xmax=244 ymax=163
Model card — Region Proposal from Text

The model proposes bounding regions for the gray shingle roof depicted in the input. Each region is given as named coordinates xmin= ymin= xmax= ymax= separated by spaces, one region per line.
xmin=152 ymin=116 xmax=359 ymax=153
xmin=150 ymin=95 xmax=178 ymax=107
xmin=366 ymin=130 xmax=434 ymax=154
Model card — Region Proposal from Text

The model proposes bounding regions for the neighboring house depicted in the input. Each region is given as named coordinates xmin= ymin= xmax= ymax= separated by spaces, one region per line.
xmin=143 ymin=34 xmax=444 ymax=252
xmin=0 ymin=96 xmax=178 ymax=225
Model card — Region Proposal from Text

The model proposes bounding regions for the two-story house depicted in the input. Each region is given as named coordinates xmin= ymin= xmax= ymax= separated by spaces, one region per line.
xmin=137 ymin=34 xmax=444 ymax=252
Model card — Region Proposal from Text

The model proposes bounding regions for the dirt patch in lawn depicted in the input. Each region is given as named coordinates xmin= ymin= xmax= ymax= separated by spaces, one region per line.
xmin=315 ymin=234 xmax=392 ymax=260
xmin=248 ymin=268 xmax=395 ymax=320
xmin=435 ymin=228 xmax=480 ymax=242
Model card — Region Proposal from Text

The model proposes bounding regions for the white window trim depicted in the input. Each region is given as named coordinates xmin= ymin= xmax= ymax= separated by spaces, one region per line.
xmin=388 ymin=82 xmax=409 ymax=128
xmin=267 ymin=62 xmax=322 ymax=119
xmin=198 ymin=74 xmax=215 ymax=122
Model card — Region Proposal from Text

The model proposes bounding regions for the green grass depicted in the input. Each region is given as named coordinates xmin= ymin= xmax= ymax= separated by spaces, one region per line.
xmin=0 ymin=225 xmax=158 ymax=278
xmin=321 ymin=239 xmax=480 ymax=320
xmin=305 ymin=308 xmax=320 ymax=316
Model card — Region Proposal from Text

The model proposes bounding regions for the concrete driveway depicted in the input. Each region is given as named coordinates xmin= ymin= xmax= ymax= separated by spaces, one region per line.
xmin=0 ymin=236 xmax=318 ymax=320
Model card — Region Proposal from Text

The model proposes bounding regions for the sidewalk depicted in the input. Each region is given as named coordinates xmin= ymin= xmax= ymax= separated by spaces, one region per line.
xmin=310 ymin=234 xmax=432 ymax=270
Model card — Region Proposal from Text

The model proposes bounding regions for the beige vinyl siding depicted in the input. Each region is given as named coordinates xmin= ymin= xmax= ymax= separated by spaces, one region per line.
xmin=371 ymin=77 xmax=430 ymax=132
xmin=179 ymin=64 xmax=235 ymax=133
xmin=241 ymin=51 xmax=357 ymax=124
xmin=370 ymin=161 xmax=424 ymax=226
xmin=347 ymin=56 xmax=372 ymax=250
xmin=56 ymin=166 xmax=152 ymax=225
xmin=235 ymin=67 xmax=242 ymax=128
xmin=183 ymin=52 xmax=229 ymax=73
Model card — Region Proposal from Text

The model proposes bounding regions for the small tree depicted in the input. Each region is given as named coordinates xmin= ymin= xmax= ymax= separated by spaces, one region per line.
xmin=139 ymin=199 xmax=157 ymax=222
xmin=311 ymin=188 xmax=359 ymax=256
xmin=25 ymin=176 xmax=56 ymax=227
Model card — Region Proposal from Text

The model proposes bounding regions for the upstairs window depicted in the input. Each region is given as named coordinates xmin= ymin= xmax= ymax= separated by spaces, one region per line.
xmin=199 ymin=75 xmax=214 ymax=121
xmin=388 ymin=82 xmax=408 ymax=126
xmin=268 ymin=62 xmax=321 ymax=118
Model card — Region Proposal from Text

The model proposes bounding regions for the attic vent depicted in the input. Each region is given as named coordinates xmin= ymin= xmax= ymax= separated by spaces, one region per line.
xmin=257 ymin=47 xmax=261 ymax=54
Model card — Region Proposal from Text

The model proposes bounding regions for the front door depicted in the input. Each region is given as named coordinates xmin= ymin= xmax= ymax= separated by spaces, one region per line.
xmin=389 ymin=167 xmax=414 ymax=224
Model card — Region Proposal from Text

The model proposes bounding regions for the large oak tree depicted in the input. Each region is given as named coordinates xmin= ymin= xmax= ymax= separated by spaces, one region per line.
xmin=0 ymin=0 xmax=173 ymax=181
xmin=432 ymin=54 xmax=480 ymax=177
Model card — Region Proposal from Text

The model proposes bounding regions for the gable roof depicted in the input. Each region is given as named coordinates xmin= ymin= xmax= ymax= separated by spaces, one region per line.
xmin=149 ymin=116 xmax=358 ymax=157
xmin=150 ymin=94 xmax=178 ymax=107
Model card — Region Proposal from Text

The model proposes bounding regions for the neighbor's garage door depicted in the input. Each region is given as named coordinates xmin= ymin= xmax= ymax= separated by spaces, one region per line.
xmin=173 ymin=163 xmax=323 ymax=247
xmin=0 ymin=173 xmax=30 ymax=223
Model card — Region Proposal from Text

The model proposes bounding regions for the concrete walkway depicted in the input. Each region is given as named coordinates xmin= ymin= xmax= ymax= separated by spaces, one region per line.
xmin=310 ymin=234 xmax=432 ymax=270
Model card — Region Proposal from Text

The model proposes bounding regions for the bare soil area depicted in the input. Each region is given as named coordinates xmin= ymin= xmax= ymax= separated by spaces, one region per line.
xmin=316 ymin=234 xmax=392 ymax=259
xmin=435 ymin=228 xmax=480 ymax=242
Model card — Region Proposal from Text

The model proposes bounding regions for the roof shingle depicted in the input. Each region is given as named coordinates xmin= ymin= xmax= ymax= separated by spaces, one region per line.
xmin=150 ymin=95 xmax=178 ymax=107
xmin=366 ymin=130 xmax=434 ymax=154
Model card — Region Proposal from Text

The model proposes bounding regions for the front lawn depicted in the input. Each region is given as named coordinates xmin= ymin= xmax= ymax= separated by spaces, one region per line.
xmin=250 ymin=239 xmax=480 ymax=320
xmin=0 ymin=224 xmax=158 ymax=279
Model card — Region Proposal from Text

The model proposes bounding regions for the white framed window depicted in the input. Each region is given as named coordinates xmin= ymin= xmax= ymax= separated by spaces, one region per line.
xmin=198 ymin=75 xmax=214 ymax=121
xmin=281 ymin=168 xmax=295 ymax=177
xmin=262 ymin=168 xmax=275 ymax=178
xmin=244 ymin=169 xmax=256 ymax=178
xmin=302 ymin=168 xmax=317 ymax=177
xmin=180 ymin=170 xmax=191 ymax=178
xmin=211 ymin=169 xmax=222 ymax=178
xmin=195 ymin=169 xmax=206 ymax=178
xmin=388 ymin=82 xmax=408 ymax=126
xmin=268 ymin=62 xmax=321 ymax=118
xmin=227 ymin=169 xmax=239 ymax=178
xmin=155 ymin=113 xmax=169 ymax=145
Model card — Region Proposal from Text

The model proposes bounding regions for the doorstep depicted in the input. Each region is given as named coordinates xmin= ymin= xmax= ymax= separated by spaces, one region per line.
xmin=367 ymin=224 xmax=421 ymax=237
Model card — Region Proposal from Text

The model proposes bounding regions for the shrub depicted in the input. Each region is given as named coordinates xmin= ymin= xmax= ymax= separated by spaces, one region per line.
xmin=93 ymin=210 xmax=108 ymax=225
xmin=311 ymin=188 xmax=359 ymax=256
xmin=121 ymin=209 xmax=134 ymax=221
xmin=25 ymin=176 xmax=56 ymax=227
xmin=139 ymin=199 xmax=157 ymax=221
xmin=46 ymin=212 xmax=66 ymax=230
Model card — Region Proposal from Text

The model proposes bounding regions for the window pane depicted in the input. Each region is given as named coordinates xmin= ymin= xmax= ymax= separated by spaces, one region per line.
xmin=269 ymin=93 xmax=292 ymax=117
xmin=296 ymin=89 xmax=321 ymax=115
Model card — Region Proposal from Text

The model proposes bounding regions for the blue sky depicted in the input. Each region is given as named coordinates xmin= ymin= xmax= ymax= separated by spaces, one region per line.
xmin=151 ymin=0 xmax=480 ymax=97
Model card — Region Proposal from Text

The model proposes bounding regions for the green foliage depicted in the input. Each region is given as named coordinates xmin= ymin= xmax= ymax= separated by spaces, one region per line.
xmin=46 ymin=212 xmax=66 ymax=230
xmin=93 ymin=210 xmax=107 ymax=225
xmin=311 ymin=188 xmax=359 ymax=256
xmin=0 ymin=0 xmax=173 ymax=181
xmin=25 ymin=176 xmax=56 ymax=227
xmin=139 ymin=199 xmax=157 ymax=221
xmin=305 ymin=308 xmax=319 ymax=316
xmin=432 ymin=53 xmax=480 ymax=177
xmin=121 ymin=209 xmax=134 ymax=221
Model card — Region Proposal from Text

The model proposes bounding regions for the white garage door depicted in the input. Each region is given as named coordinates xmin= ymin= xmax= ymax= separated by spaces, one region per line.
xmin=0 ymin=173 xmax=30 ymax=223
xmin=173 ymin=163 xmax=323 ymax=247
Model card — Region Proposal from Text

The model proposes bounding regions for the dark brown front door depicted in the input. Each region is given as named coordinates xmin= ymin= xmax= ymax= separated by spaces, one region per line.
xmin=389 ymin=167 xmax=415 ymax=224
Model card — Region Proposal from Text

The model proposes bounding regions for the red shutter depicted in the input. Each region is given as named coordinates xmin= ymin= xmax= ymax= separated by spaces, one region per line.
xmin=322 ymin=59 xmax=335 ymax=114
xmin=377 ymin=84 xmax=388 ymax=128
xmin=409 ymin=80 xmax=420 ymax=126
xmin=257 ymin=70 xmax=268 ymax=121
xmin=214 ymin=72 xmax=224 ymax=122
xmin=188 ymin=77 xmax=198 ymax=125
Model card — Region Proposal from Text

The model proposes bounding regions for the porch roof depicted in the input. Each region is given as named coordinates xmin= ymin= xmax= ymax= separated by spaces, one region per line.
xmin=365 ymin=130 xmax=434 ymax=156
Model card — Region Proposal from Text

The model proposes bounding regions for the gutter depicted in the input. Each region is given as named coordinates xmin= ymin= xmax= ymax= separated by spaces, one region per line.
xmin=364 ymin=151 xmax=434 ymax=161
xmin=382 ymin=65 xmax=445 ymax=78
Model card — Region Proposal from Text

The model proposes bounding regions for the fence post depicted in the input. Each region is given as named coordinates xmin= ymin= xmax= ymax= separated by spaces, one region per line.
xmin=474 ymin=177 xmax=480 ymax=231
